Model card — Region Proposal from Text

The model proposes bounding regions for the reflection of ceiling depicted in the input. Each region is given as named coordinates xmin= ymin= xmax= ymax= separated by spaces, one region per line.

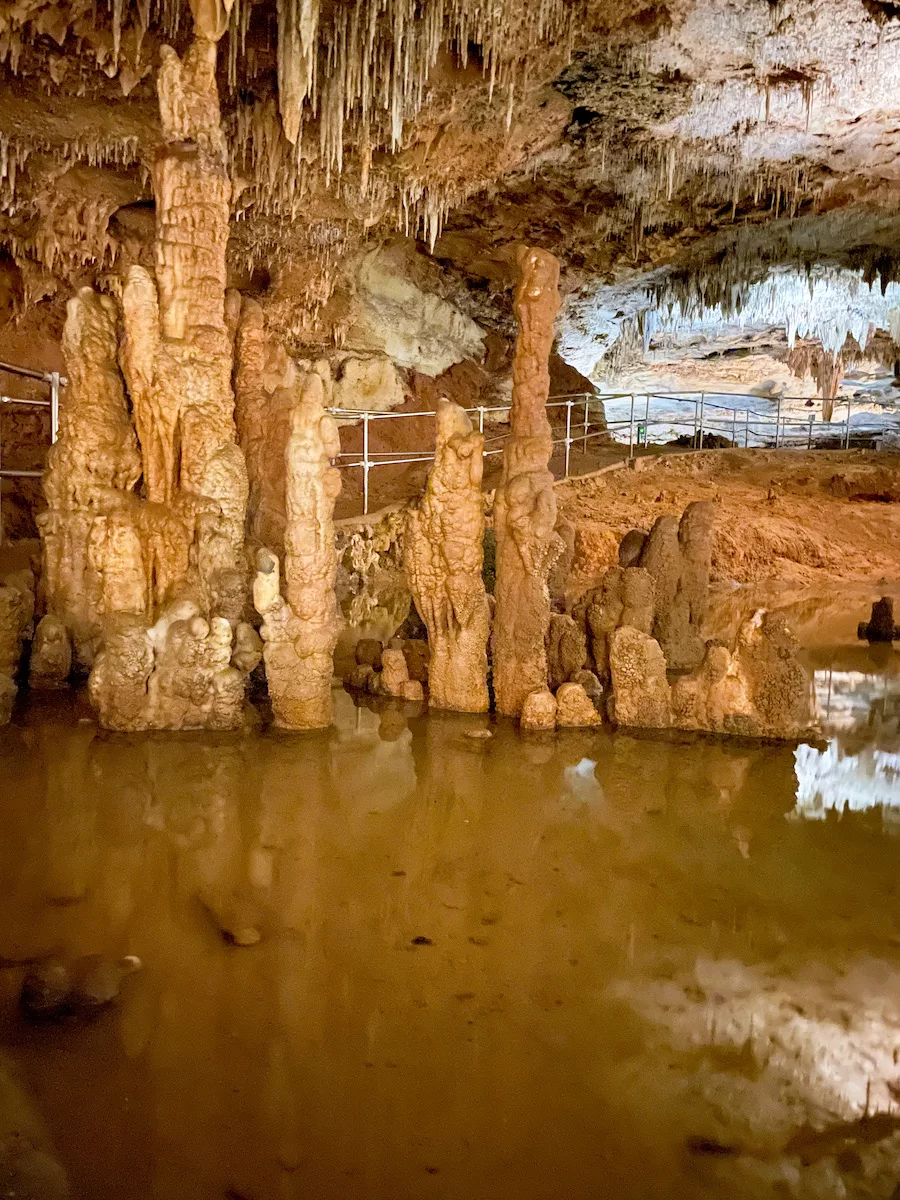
xmin=795 ymin=740 xmax=900 ymax=828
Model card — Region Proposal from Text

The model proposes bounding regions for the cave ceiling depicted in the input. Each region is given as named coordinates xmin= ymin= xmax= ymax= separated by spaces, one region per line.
xmin=1 ymin=0 xmax=900 ymax=371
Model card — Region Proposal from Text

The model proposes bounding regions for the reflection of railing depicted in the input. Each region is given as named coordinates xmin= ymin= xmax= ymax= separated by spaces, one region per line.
xmin=329 ymin=389 xmax=884 ymax=514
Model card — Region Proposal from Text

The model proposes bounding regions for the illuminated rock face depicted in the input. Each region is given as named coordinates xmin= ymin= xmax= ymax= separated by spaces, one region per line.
xmin=404 ymin=400 xmax=489 ymax=713
xmin=609 ymin=611 xmax=811 ymax=740
xmin=0 ymin=573 xmax=34 ymax=723
xmin=254 ymin=374 xmax=343 ymax=729
xmin=39 ymin=29 xmax=250 ymax=728
xmin=88 ymin=605 xmax=245 ymax=732
xmin=492 ymin=247 xmax=561 ymax=718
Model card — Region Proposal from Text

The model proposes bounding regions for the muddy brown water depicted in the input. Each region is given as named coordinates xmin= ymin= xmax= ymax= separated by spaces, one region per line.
xmin=0 ymin=612 xmax=899 ymax=1199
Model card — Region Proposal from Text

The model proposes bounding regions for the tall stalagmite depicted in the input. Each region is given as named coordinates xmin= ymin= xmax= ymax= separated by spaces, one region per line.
xmin=39 ymin=289 xmax=145 ymax=666
xmin=254 ymin=374 xmax=342 ymax=728
xmin=492 ymin=247 xmax=560 ymax=717
xmin=404 ymin=399 xmax=490 ymax=712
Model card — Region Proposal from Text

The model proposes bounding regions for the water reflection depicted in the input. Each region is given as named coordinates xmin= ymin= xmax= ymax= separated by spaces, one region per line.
xmin=0 ymin=693 xmax=899 ymax=1200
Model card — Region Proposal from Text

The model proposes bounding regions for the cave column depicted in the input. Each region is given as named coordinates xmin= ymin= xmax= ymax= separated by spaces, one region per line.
xmin=492 ymin=247 xmax=561 ymax=717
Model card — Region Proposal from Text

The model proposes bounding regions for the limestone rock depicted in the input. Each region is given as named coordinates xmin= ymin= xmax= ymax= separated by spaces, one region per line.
xmin=355 ymin=638 xmax=384 ymax=670
xmin=608 ymin=626 xmax=673 ymax=728
xmin=255 ymin=373 xmax=342 ymax=729
xmin=521 ymin=687 xmax=557 ymax=730
xmin=586 ymin=565 xmax=652 ymax=682
xmin=402 ymin=639 xmax=430 ymax=683
xmin=0 ymin=578 xmax=32 ymax=723
xmin=88 ymin=606 xmax=245 ymax=731
xmin=331 ymin=354 xmax=405 ymax=414
xmin=618 ymin=528 xmax=648 ymax=568
xmin=555 ymin=682 xmax=602 ymax=727
xmin=571 ymin=668 xmax=604 ymax=709
xmin=492 ymin=247 xmax=561 ymax=716
xmin=404 ymin=399 xmax=489 ymax=712
xmin=349 ymin=663 xmax=375 ymax=690
xmin=642 ymin=501 xmax=715 ymax=670
xmin=0 ymin=674 xmax=16 ymax=725
xmin=29 ymin=615 xmax=72 ymax=689
xmin=351 ymin=248 xmax=485 ymax=376
xmin=858 ymin=596 xmax=899 ymax=643
xmin=381 ymin=647 xmax=410 ymax=694
xmin=732 ymin=611 xmax=811 ymax=739
xmin=547 ymin=612 xmax=587 ymax=691
xmin=231 ymin=622 xmax=263 ymax=674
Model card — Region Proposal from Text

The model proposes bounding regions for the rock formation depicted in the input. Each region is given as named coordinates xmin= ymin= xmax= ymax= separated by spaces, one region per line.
xmin=38 ymin=288 xmax=145 ymax=666
xmin=254 ymin=374 xmax=342 ymax=729
xmin=29 ymin=616 xmax=72 ymax=689
xmin=404 ymin=399 xmax=489 ymax=712
xmin=39 ymin=25 xmax=251 ymax=728
xmin=0 ymin=573 xmax=34 ymax=724
xmin=639 ymin=501 xmax=715 ymax=670
xmin=492 ymin=247 xmax=561 ymax=718
xmin=87 ymin=603 xmax=245 ymax=731
xmin=858 ymin=597 xmax=899 ymax=643
xmin=608 ymin=611 xmax=811 ymax=740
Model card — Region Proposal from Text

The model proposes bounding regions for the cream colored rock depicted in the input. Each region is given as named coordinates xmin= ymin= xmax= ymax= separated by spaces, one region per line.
xmin=404 ymin=399 xmax=489 ymax=713
xmin=555 ymin=682 xmax=602 ymax=728
xmin=332 ymin=354 xmax=405 ymax=415
xmin=380 ymin=647 xmax=410 ymax=695
xmin=521 ymin=687 xmax=558 ymax=731
xmin=351 ymin=248 xmax=485 ymax=376
xmin=88 ymin=606 xmax=244 ymax=732
xmin=29 ymin=616 xmax=72 ymax=689
xmin=492 ymin=247 xmax=561 ymax=717
xmin=255 ymin=374 xmax=342 ymax=729
xmin=232 ymin=623 xmax=263 ymax=674
xmin=608 ymin=627 xmax=673 ymax=729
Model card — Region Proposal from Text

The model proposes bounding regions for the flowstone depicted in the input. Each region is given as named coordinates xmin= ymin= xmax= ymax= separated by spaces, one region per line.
xmin=492 ymin=247 xmax=562 ymax=718
xmin=0 ymin=575 xmax=33 ymax=724
xmin=404 ymin=399 xmax=490 ymax=712
xmin=254 ymin=374 xmax=342 ymax=729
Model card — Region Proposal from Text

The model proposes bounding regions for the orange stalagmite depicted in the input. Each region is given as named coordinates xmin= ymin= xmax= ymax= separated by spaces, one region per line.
xmin=254 ymin=373 xmax=343 ymax=728
xmin=492 ymin=246 xmax=561 ymax=717
xmin=404 ymin=399 xmax=490 ymax=712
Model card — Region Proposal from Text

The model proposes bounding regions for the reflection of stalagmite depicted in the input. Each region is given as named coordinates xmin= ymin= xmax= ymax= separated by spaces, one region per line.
xmin=254 ymin=375 xmax=342 ymax=728
xmin=404 ymin=400 xmax=489 ymax=712
xmin=492 ymin=247 xmax=561 ymax=717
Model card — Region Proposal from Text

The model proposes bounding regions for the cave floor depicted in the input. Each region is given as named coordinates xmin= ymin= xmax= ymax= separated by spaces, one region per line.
xmin=0 ymin=629 xmax=899 ymax=1200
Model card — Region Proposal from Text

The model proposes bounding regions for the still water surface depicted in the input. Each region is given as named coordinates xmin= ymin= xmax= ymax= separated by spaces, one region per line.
xmin=0 ymin=638 xmax=899 ymax=1199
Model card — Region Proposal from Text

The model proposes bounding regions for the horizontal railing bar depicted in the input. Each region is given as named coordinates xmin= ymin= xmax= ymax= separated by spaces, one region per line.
xmin=0 ymin=468 xmax=43 ymax=477
xmin=1 ymin=395 xmax=51 ymax=407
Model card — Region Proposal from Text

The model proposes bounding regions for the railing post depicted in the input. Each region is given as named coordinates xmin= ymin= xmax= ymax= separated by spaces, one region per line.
xmin=744 ymin=408 xmax=750 ymax=448
xmin=477 ymin=405 xmax=485 ymax=434
xmin=731 ymin=408 xmax=737 ymax=447
xmin=582 ymin=395 xmax=589 ymax=452
xmin=49 ymin=371 xmax=60 ymax=443
xmin=564 ymin=399 xmax=572 ymax=478
xmin=692 ymin=395 xmax=698 ymax=446
xmin=362 ymin=411 xmax=370 ymax=516
xmin=844 ymin=395 xmax=852 ymax=449
xmin=697 ymin=392 xmax=705 ymax=449
xmin=775 ymin=396 xmax=782 ymax=448
xmin=628 ymin=394 xmax=635 ymax=458
xmin=807 ymin=412 xmax=814 ymax=449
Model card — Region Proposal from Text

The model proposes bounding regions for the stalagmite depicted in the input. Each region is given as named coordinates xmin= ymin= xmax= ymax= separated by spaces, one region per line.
xmin=120 ymin=37 xmax=240 ymax=509
xmin=38 ymin=289 xmax=144 ymax=666
xmin=29 ymin=616 xmax=72 ymax=689
xmin=234 ymin=296 xmax=308 ymax=557
xmin=254 ymin=374 xmax=342 ymax=729
xmin=492 ymin=247 xmax=561 ymax=718
xmin=404 ymin=399 xmax=490 ymax=713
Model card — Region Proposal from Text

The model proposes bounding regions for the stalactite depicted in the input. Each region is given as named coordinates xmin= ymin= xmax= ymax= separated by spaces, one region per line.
xmin=492 ymin=246 xmax=561 ymax=719
xmin=404 ymin=399 xmax=490 ymax=713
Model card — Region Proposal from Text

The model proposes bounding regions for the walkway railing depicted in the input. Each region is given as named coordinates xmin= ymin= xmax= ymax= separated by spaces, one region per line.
xmin=329 ymin=389 xmax=880 ymax=513
xmin=0 ymin=360 xmax=62 ymax=482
